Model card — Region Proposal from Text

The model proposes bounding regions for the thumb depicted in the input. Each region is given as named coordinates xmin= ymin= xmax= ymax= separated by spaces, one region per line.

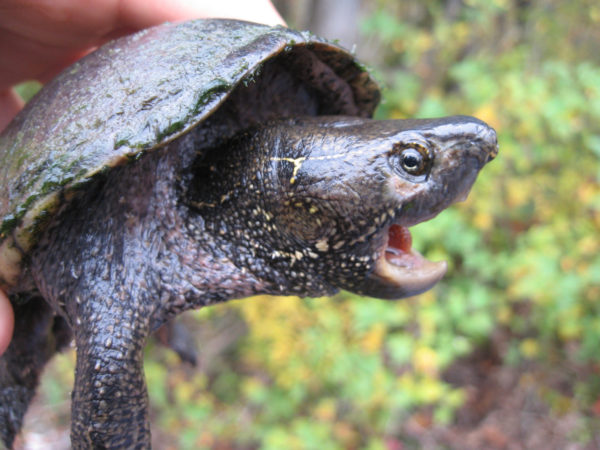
xmin=0 ymin=288 xmax=14 ymax=356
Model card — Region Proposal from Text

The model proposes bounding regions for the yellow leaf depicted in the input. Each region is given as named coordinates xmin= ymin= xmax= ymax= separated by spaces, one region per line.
xmin=417 ymin=376 xmax=444 ymax=403
xmin=497 ymin=305 xmax=512 ymax=324
xmin=413 ymin=346 xmax=439 ymax=376
xmin=519 ymin=338 xmax=539 ymax=358
xmin=314 ymin=399 xmax=337 ymax=422
xmin=473 ymin=211 xmax=493 ymax=230
xmin=506 ymin=182 xmax=530 ymax=208
xmin=361 ymin=323 xmax=386 ymax=353
xmin=473 ymin=103 xmax=500 ymax=130
xmin=174 ymin=381 xmax=195 ymax=404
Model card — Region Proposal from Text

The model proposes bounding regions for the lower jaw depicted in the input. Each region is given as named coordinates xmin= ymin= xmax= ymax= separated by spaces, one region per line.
xmin=354 ymin=225 xmax=447 ymax=300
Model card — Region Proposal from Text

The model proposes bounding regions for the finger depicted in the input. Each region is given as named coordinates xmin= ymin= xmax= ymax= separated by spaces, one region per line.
xmin=0 ymin=0 xmax=284 ymax=47
xmin=114 ymin=0 xmax=286 ymax=30
xmin=0 ymin=289 xmax=14 ymax=356
xmin=0 ymin=0 xmax=285 ymax=92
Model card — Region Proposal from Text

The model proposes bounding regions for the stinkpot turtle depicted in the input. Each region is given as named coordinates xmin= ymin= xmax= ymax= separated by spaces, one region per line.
xmin=0 ymin=19 xmax=497 ymax=449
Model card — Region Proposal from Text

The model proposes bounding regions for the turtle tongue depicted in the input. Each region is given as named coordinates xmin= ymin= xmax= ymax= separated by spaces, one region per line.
xmin=385 ymin=224 xmax=431 ymax=269
xmin=356 ymin=224 xmax=447 ymax=299
xmin=385 ymin=224 xmax=422 ymax=268
xmin=389 ymin=224 xmax=412 ymax=252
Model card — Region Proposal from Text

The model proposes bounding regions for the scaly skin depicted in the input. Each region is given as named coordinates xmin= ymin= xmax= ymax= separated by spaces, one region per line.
xmin=0 ymin=115 xmax=496 ymax=448
xmin=28 ymin=136 xmax=268 ymax=448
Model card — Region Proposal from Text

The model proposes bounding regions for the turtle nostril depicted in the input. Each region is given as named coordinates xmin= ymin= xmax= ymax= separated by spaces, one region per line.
xmin=476 ymin=126 xmax=498 ymax=163
xmin=487 ymin=137 xmax=499 ymax=162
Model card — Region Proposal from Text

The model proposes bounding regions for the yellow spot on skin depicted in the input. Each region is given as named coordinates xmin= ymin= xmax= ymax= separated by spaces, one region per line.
xmin=271 ymin=156 xmax=306 ymax=184
xmin=333 ymin=240 xmax=345 ymax=250
xmin=0 ymin=238 xmax=22 ymax=290
xmin=271 ymin=148 xmax=371 ymax=184
xmin=315 ymin=239 xmax=329 ymax=252
xmin=189 ymin=200 xmax=216 ymax=209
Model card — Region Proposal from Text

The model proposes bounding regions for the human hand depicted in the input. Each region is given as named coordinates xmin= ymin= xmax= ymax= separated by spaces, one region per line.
xmin=0 ymin=0 xmax=284 ymax=131
xmin=0 ymin=0 xmax=284 ymax=356
xmin=0 ymin=290 xmax=12 ymax=355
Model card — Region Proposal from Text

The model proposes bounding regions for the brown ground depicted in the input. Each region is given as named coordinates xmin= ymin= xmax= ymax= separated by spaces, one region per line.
xmin=395 ymin=331 xmax=600 ymax=449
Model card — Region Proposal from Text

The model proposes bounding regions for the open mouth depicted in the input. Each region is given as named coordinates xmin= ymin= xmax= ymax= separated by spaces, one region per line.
xmin=368 ymin=224 xmax=447 ymax=299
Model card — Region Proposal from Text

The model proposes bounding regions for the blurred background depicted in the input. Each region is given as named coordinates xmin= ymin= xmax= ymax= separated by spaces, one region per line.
xmin=17 ymin=0 xmax=600 ymax=448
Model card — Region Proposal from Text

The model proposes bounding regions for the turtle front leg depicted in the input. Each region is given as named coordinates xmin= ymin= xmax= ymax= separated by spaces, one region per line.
xmin=69 ymin=292 xmax=152 ymax=449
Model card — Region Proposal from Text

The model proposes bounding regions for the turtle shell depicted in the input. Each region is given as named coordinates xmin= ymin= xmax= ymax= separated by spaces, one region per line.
xmin=0 ymin=18 xmax=380 ymax=290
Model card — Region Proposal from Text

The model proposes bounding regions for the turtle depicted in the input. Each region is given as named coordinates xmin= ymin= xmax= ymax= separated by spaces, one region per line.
xmin=0 ymin=18 xmax=497 ymax=449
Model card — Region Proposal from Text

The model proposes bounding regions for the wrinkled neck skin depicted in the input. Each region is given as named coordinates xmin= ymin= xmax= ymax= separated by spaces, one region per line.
xmin=30 ymin=135 xmax=277 ymax=333
xmin=186 ymin=117 xmax=396 ymax=297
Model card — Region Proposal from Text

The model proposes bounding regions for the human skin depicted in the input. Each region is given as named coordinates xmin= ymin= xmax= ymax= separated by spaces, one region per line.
xmin=0 ymin=291 xmax=11 ymax=356
xmin=0 ymin=0 xmax=285 ymax=356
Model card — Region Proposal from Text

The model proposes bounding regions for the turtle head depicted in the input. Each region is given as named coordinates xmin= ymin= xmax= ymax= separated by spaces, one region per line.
xmin=190 ymin=115 xmax=497 ymax=299
xmin=261 ymin=116 xmax=497 ymax=299
xmin=337 ymin=115 xmax=497 ymax=298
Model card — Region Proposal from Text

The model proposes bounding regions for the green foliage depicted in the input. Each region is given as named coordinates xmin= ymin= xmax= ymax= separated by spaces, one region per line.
xmin=14 ymin=81 xmax=41 ymax=102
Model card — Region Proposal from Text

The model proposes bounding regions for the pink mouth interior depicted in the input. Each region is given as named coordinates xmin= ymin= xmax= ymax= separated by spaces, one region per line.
xmin=385 ymin=224 xmax=426 ymax=269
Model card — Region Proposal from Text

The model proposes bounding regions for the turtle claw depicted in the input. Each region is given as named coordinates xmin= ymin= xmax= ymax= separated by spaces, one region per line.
xmin=155 ymin=319 xmax=199 ymax=366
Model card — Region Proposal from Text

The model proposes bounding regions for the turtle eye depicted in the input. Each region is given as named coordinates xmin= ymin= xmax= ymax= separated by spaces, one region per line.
xmin=390 ymin=143 xmax=431 ymax=179
xmin=400 ymin=148 xmax=425 ymax=174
